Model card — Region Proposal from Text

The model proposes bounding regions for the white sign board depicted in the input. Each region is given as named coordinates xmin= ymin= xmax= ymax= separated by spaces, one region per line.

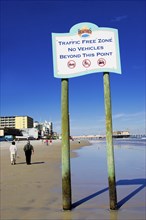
xmin=52 ymin=22 xmax=121 ymax=78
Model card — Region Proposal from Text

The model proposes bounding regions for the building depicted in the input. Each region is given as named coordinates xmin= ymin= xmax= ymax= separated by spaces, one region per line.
xmin=0 ymin=116 xmax=33 ymax=129
xmin=34 ymin=121 xmax=53 ymax=138
xmin=112 ymin=131 xmax=130 ymax=138
xmin=0 ymin=127 xmax=22 ymax=136
xmin=20 ymin=128 xmax=38 ymax=139
xmin=34 ymin=121 xmax=53 ymax=136
xmin=42 ymin=121 xmax=53 ymax=136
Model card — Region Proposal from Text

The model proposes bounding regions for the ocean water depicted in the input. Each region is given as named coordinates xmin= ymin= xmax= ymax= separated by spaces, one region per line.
xmin=71 ymin=138 xmax=146 ymax=183
xmin=71 ymin=138 xmax=146 ymax=217
xmin=71 ymin=138 xmax=146 ymax=194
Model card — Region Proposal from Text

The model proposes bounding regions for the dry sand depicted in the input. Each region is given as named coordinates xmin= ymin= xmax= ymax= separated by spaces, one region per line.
xmin=0 ymin=139 xmax=145 ymax=220
xmin=0 ymin=139 xmax=91 ymax=220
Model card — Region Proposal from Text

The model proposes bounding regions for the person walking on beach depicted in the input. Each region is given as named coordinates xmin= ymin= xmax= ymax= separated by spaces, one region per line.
xmin=23 ymin=140 xmax=34 ymax=165
xmin=9 ymin=141 xmax=17 ymax=165
xmin=46 ymin=139 xmax=48 ymax=146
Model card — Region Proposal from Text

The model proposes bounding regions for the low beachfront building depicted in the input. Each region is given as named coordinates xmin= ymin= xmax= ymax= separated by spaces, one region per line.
xmin=112 ymin=131 xmax=130 ymax=138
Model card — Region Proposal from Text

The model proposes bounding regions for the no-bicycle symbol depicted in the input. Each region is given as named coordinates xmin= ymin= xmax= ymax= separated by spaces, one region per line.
xmin=82 ymin=59 xmax=91 ymax=68
xmin=67 ymin=60 xmax=76 ymax=69
xmin=97 ymin=58 xmax=106 ymax=67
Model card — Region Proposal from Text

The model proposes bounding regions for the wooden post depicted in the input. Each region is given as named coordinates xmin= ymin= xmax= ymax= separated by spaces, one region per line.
xmin=103 ymin=72 xmax=117 ymax=210
xmin=61 ymin=78 xmax=72 ymax=210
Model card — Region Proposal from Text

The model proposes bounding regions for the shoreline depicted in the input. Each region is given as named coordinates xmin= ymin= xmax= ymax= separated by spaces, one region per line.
xmin=0 ymin=139 xmax=145 ymax=220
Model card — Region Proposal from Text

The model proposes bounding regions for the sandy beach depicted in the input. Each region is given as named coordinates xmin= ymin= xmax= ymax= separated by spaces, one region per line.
xmin=0 ymin=139 xmax=145 ymax=220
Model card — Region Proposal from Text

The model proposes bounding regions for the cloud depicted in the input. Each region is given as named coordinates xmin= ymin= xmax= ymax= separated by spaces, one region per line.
xmin=113 ymin=111 xmax=145 ymax=120
xmin=111 ymin=15 xmax=128 ymax=22
xmin=113 ymin=111 xmax=145 ymax=134
xmin=113 ymin=113 xmax=125 ymax=119
xmin=53 ymin=111 xmax=145 ymax=135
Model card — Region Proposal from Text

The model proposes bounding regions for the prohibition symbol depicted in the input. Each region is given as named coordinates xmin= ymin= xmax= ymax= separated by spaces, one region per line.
xmin=67 ymin=60 xmax=76 ymax=69
xmin=97 ymin=58 xmax=106 ymax=67
xmin=82 ymin=59 xmax=91 ymax=68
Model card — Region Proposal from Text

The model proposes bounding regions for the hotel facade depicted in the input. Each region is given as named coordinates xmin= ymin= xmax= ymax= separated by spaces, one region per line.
xmin=0 ymin=116 xmax=33 ymax=129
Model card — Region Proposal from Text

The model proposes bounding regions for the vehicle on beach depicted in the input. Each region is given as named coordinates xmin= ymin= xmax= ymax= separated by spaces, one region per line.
xmin=0 ymin=135 xmax=13 ymax=142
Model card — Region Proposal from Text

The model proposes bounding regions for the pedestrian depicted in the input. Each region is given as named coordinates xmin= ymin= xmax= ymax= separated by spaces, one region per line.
xmin=23 ymin=140 xmax=34 ymax=165
xmin=9 ymin=141 xmax=17 ymax=165
xmin=46 ymin=139 xmax=48 ymax=146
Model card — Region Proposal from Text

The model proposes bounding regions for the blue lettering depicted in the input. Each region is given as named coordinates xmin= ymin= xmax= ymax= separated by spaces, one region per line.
xmin=96 ymin=52 xmax=112 ymax=56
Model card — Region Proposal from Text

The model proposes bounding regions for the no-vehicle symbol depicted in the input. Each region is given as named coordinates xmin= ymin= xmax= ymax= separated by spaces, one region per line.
xmin=97 ymin=58 xmax=106 ymax=67
xmin=82 ymin=59 xmax=91 ymax=68
xmin=67 ymin=60 xmax=76 ymax=69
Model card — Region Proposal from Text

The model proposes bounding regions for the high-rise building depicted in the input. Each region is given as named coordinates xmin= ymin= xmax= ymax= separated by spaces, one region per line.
xmin=34 ymin=121 xmax=53 ymax=137
xmin=0 ymin=116 xmax=33 ymax=129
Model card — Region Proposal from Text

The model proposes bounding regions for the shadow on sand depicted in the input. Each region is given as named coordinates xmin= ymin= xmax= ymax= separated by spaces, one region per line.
xmin=16 ymin=161 xmax=45 ymax=165
xmin=72 ymin=178 xmax=146 ymax=209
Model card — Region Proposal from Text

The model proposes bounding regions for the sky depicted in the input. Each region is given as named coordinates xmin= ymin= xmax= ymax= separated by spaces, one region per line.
xmin=1 ymin=0 xmax=146 ymax=135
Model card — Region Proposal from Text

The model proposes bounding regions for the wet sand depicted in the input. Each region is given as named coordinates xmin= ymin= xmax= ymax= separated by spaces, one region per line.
xmin=0 ymin=139 xmax=145 ymax=220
